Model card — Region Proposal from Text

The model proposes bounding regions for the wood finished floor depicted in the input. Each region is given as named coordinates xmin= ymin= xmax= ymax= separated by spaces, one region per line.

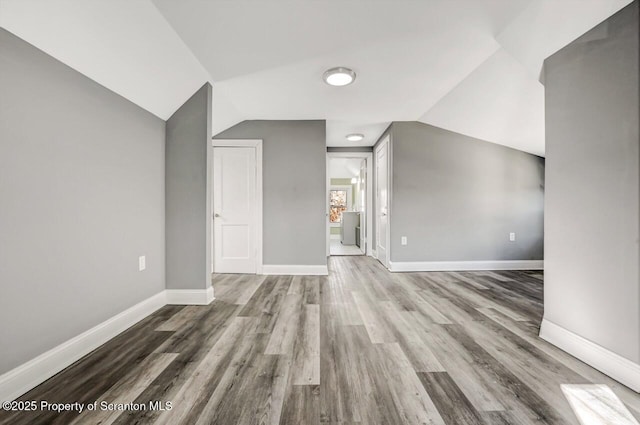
xmin=2 ymin=256 xmax=640 ymax=425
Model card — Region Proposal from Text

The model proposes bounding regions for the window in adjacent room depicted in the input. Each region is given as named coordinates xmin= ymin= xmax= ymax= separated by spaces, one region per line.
xmin=330 ymin=189 xmax=348 ymax=223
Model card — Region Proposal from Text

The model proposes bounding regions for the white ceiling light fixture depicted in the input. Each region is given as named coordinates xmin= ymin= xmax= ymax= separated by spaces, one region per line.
xmin=351 ymin=177 xmax=358 ymax=184
xmin=346 ymin=133 xmax=364 ymax=142
xmin=323 ymin=67 xmax=356 ymax=86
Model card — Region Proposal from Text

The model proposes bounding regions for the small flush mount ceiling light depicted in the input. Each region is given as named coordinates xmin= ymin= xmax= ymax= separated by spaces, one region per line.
xmin=346 ymin=133 xmax=364 ymax=142
xmin=323 ymin=67 xmax=356 ymax=86
xmin=351 ymin=177 xmax=358 ymax=184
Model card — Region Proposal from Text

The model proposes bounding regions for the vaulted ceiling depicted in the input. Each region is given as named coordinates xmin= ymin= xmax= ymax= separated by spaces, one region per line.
xmin=0 ymin=0 xmax=633 ymax=156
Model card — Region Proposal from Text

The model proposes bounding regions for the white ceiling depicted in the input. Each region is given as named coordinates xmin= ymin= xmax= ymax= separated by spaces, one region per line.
xmin=1 ymin=0 xmax=634 ymax=156
xmin=419 ymin=48 xmax=545 ymax=156
xmin=0 ymin=0 xmax=210 ymax=120
xmin=329 ymin=158 xmax=364 ymax=180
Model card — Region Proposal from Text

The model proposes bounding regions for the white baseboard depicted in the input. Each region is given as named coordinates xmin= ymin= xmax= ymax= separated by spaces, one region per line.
xmin=371 ymin=249 xmax=377 ymax=258
xmin=0 ymin=285 xmax=217 ymax=402
xmin=388 ymin=260 xmax=543 ymax=272
xmin=262 ymin=265 xmax=329 ymax=275
xmin=540 ymin=319 xmax=640 ymax=392
xmin=166 ymin=286 xmax=214 ymax=305
xmin=0 ymin=291 xmax=167 ymax=403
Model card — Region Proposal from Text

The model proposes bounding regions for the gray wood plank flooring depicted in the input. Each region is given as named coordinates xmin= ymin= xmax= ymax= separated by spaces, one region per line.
xmin=2 ymin=256 xmax=639 ymax=424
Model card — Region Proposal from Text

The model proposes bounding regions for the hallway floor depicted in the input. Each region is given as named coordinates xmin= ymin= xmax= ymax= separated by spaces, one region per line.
xmin=329 ymin=239 xmax=364 ymax=256
xmin=3 ymin=256 xmax=640 ymax=424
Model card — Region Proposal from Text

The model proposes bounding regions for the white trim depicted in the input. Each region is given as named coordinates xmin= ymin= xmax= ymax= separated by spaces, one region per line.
xmin=256 ymin=142 xmax=263 ymax=274
xmin=261 ymin=265 xmax=329 ymax=275
xmin=388 ymin=260 xmax=544 ymax=272
xmin=374 ymin=136 xmax=391 ymax=269
xmin=371 ymin=248 xmax=377 ymax=258
xmin=166 ymin=287 xmax=215 ymax=305
xmin=0 ymin=291 xmax=167 ymax=403
xmin=326 ymin=155 xmax=330 ymax=256
xmin=388 ymin=137 xmax=393 ymax=266
xmin=212 ymin=139 xmax=262 ymax=148
xmin=211 ymin=139 xmax=263 ymax=275
xmin=540 ymin=319 xmax=640 ymax=392
xmin=0 ymin=286 xmax=220 ymax=402
xmin=365 ymin=153 xmax=373 ymax=256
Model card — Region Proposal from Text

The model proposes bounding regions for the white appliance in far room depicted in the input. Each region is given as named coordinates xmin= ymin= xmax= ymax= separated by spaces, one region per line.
xmin=341 ymin=212 xmax=360 ymax=245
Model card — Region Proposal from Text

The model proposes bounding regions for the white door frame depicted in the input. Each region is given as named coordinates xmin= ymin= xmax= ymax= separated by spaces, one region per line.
xmin=326 ymin=152 xmax=374 ymax=256
xmin=211 ymin=139 xmax=263 ymax=274
xmin=374 ymin=136 xmax=391 ymax=268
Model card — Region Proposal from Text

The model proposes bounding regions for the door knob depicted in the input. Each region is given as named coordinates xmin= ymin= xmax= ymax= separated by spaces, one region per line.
xmin=214 ymin=213 xmax=221 ymax=218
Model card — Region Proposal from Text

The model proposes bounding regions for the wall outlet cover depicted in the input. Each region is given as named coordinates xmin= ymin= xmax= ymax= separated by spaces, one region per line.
xmin=138 ymin=256 xmax=146 ymax=271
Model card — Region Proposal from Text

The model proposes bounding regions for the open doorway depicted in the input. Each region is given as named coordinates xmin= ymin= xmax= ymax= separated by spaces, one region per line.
xmin=326 ymin=153 xmax=373 ymax=257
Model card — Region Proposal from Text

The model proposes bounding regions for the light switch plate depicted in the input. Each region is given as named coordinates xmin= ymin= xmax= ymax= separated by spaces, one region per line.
xmin=401 ymin=236 xmax=407 ymax=245
xmin=139 ymin=255 xmax=146 ymax=271
xmin=509 ymin=232 xmax=516 ymax=242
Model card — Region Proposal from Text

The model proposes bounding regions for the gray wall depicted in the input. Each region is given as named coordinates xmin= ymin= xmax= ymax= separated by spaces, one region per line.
xmin=385 ymin=122 xmax=544 ymax=263
xmin=0 ymin=29 xmax=166 ymax=374
xmin=214 ymin=120 xmax=327 ymax=266
xmin=544 ymin=1 xmax=640 ymax=362
xmin=166 ymin=83 xmax=212 ymax=290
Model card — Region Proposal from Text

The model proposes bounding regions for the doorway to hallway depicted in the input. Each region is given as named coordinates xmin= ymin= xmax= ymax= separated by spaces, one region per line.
xmin=326 ymin=152 xmax=373 ymax=257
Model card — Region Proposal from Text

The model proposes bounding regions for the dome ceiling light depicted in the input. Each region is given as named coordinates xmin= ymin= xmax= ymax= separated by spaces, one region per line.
xmin=323 ymin=67 xmax=356 ymax=86
xmin=346 ymin=133 xmax=364 ymax=142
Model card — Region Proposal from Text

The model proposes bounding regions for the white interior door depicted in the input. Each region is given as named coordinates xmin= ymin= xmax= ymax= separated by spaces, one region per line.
xmin=326 ymin=155 xmax=330 ymax=257
xmin=213 ymin=147 xmax=256 ymax=273
xmin=360 ymin=159 xmax=367 ymax=252
xmin=375 ymin=140 xmax=389 ymax=267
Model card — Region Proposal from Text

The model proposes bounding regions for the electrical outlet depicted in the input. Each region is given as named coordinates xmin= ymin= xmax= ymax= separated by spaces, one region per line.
xmin=509 ymin=232 xmax=516 ymax=242
xmin=139 ymin=255 xmax=146 ymax=271
xmin=401 ymin=236 xmax=407 ymax=245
